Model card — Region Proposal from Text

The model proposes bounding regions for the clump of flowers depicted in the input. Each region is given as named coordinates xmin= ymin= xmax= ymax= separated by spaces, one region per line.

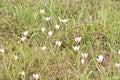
xmin=81 ymin=53 xmax=88 ymax=64
xmin=20 ymin=31 xmax=29 ymax=42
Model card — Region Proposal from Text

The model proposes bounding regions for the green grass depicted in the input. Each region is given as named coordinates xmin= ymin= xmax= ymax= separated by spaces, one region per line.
xmin=0 ymin=0 xmax=120 ymax=80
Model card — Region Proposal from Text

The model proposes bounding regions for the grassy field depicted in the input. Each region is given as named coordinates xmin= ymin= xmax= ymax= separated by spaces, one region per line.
xmin=0 ymin=0 xmax=120 ymax=80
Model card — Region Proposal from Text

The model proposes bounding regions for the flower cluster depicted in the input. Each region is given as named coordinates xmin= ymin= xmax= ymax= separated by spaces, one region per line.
xmin=20 ymin=31 xmax=28 ymax=42
xmin=73 ymin=37 xmax=81 ymax=52
xmin=81 ymin=53 xmax=88 ymax=64
xmin=38 ymin=10 xmax=68 ymax=52
xmin=17 ymin=8 xmax=120 ymax=79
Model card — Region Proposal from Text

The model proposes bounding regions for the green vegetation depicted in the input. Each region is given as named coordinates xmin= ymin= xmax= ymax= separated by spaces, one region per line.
xmin=0 ymin=0 xmax=120 ymax=80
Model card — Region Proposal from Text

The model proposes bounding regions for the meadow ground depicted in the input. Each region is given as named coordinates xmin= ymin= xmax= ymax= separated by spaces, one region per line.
xmin=0 ymin=0 xmax=120 ymax=80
